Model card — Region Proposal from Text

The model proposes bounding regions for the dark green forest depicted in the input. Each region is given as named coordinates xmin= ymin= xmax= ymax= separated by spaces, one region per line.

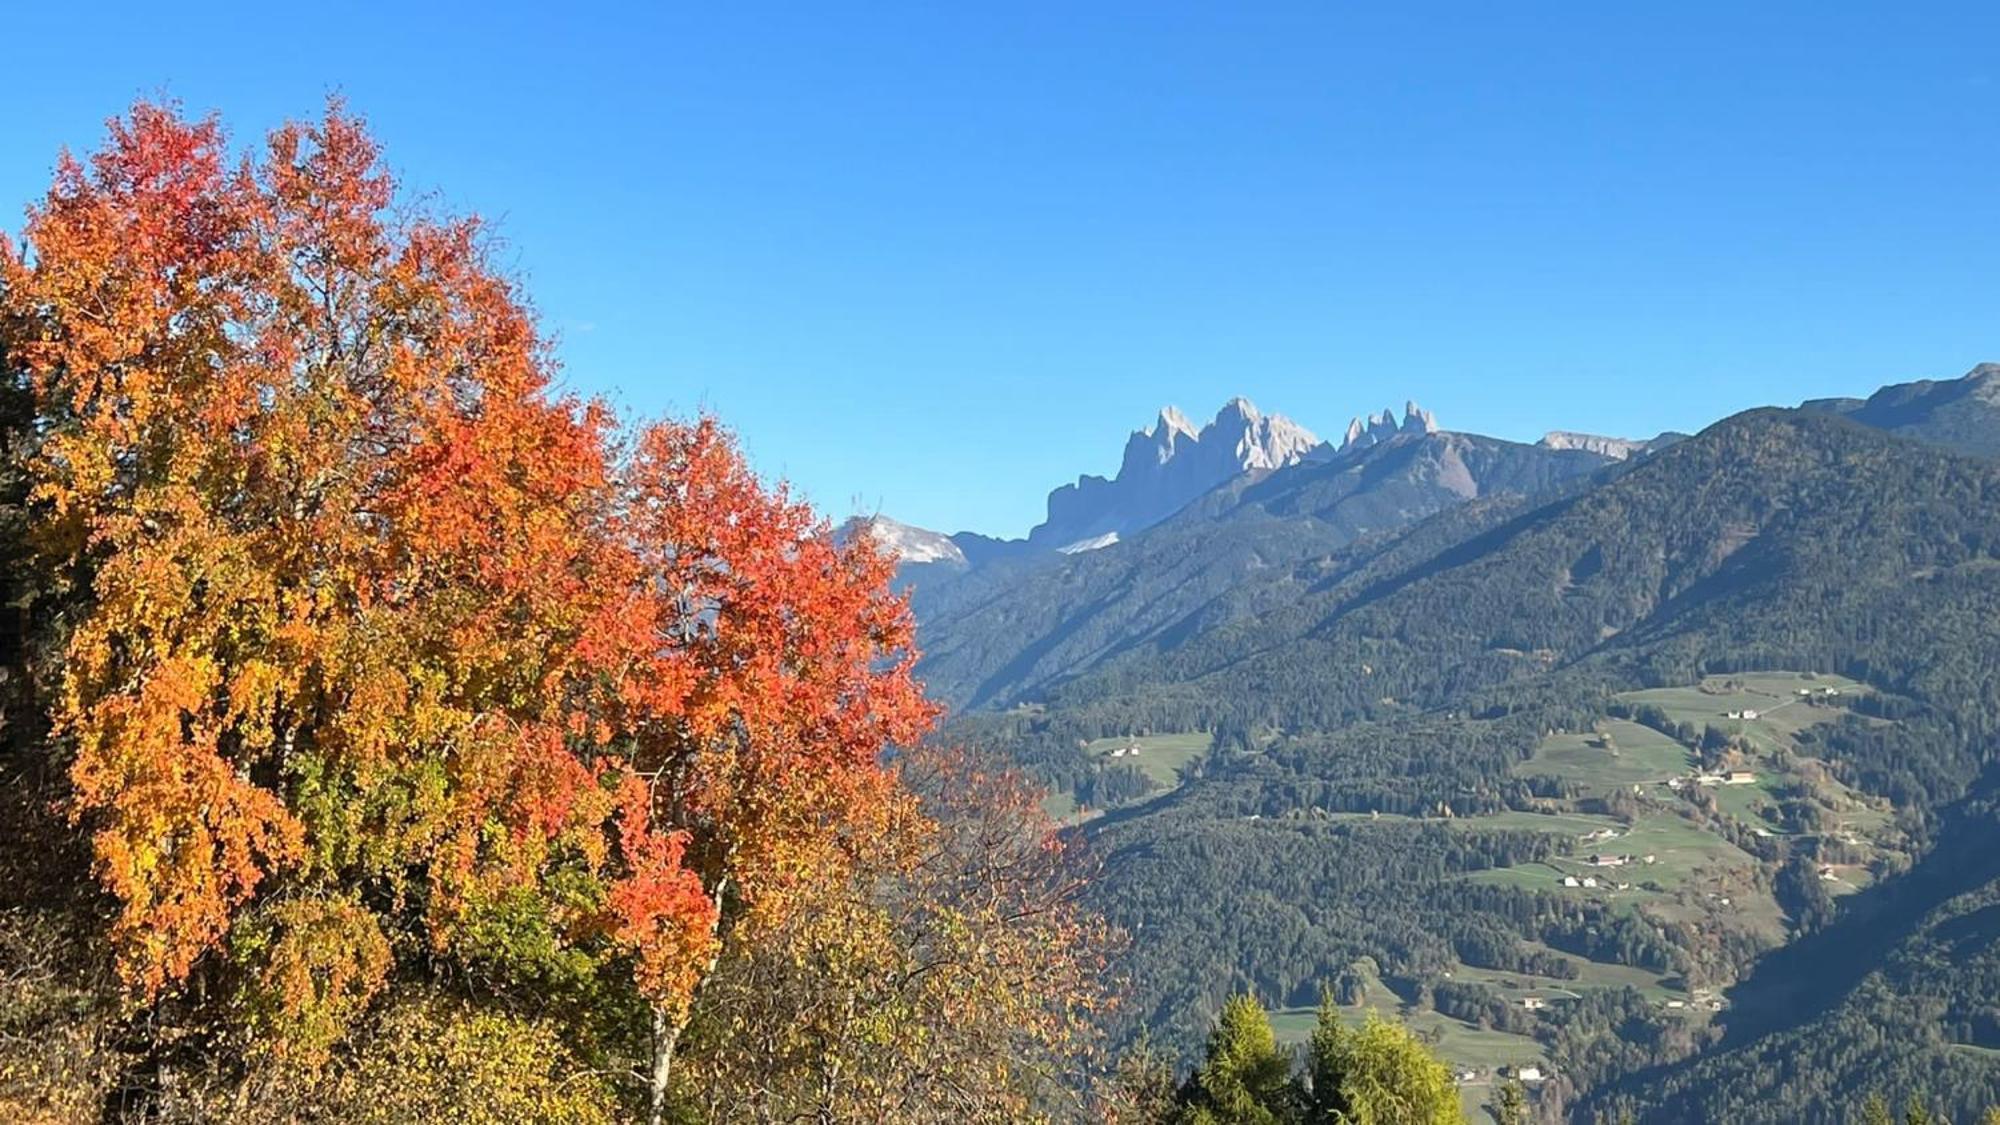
xmin=921 ymin=407 xmax=2000 ymax=1123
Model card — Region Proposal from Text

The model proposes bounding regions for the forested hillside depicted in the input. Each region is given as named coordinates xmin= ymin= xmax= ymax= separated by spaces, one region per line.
xmin=925 ymin=407 xmax=2000 ymax=1122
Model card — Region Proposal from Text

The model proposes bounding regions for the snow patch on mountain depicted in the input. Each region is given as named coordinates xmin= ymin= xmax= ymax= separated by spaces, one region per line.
xmin=1057 ymin=531 xmax=1120 ymax=554
xmin=839 ymin=515 xmax=968 ymax=567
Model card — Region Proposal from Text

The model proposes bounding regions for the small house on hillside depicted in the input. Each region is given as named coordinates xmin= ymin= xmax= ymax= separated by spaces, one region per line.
xmin=1725 ymin=770 xmax=1757 ymax=785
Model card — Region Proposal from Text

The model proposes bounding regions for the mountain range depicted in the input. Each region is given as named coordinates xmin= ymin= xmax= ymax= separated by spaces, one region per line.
xmin=844 ymin=394 xmax=1682 ymax=587
xmin=878 ymin=363 xmax=2000 ymax=1124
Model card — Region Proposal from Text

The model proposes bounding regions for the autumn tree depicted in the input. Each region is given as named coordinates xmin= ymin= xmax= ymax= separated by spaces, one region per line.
xmin=672 ymin=745 xmax=1117 ymax=1122
xmin=0 ymin=100 xmax=936 ymax=1121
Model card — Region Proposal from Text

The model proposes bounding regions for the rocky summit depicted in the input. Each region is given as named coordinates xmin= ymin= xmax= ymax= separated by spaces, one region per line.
xmin=1027 ymin=397 xmax=1320 ymax=553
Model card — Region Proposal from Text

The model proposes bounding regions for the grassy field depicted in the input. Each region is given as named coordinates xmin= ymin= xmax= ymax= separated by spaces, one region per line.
xmin=1459 ymin=808 xmax=1752 ymax=897
xmin=1450 ymin=940 xmax=1682 ymax=1003
xmin=1452 ymin=810 xmax=1624 ymax=835
xmin=1516 ymin=720 xmax=1692 ymax=792
xmin=1596 ymin=812 xmax=1751 ymax=875
xmin=1041 ymin=790 xmax=1082 ymax=821
xmin=1327 ymin=809 xmax=1626 ymax=837
xmin=1620 ymin=672 xmax=1866 ymax=757
xmin=1708 ymin=777 xmax=1785 ymax=831
xmin=1460 ymin=861 xmax=1575 ymax=893
xmin=1045 ymin=732 xmax=1213 ymax=823
xmin=1082 ymin=732 xmax=1210 ymax=790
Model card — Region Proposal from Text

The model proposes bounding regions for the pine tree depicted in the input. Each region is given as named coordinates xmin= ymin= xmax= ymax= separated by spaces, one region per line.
xmin=1109 ymin=1035 xmax=1181 ymax=1124
xmin=1489 ymin=1079 xmax=1529 ymax=1125
xmin=1178 ymin=994 xmax=1300 ymax=1125
xmin=1306 ymin=995 xmax=1462 ymax=1124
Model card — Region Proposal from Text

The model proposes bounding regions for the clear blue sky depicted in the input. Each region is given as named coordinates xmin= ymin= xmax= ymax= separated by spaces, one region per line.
xmin=5 ymin=3 xmax=1998 ymax=537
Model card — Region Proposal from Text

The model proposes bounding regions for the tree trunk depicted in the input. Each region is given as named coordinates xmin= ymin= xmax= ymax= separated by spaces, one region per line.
xmin=649 ymin=1005 xmax=683 ymax=1125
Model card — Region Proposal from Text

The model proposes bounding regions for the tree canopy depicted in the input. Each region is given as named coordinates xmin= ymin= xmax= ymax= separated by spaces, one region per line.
xmin=0 ymin=99 xmax=1107 ymax=1123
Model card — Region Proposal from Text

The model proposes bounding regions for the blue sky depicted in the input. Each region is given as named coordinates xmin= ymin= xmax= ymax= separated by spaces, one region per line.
xmin=5 ymin=3 xmax=1998 ymax=537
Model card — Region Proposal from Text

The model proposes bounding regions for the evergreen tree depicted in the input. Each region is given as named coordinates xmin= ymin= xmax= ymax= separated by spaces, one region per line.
xmin=1306 ymin=997 xmax=1463 ymax=1125
xmin=1177 ymin=995 xmax=1300 ymax=1125
xmin=1488 ymin=1079 xmax=1529 ymax=1125
xmin=1110 ymin=1036 xmax=1182 ymax=1124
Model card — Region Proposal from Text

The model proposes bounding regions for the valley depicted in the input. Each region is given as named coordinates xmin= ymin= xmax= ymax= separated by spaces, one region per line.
xmin=890 ymin=369 xmax=2000 ymax=1122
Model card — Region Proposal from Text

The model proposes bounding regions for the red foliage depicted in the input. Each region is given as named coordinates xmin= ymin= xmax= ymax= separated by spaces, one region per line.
xmin=1 ymin=101 xmax=935 ymax=1028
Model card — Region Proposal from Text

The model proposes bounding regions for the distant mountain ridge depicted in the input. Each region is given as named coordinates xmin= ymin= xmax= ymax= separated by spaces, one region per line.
xmin=851 ymin=396 xmax=1453 ymax=573
xmin=850 ymin=363 xmax=1998 ymax=594
xmin=906 ymin=427 xmax=1614 ymax=710
xmin=1538 ymin=429 xmax=1684 ymax=460
xmin=1802 ymin=362 xmax=2000 ymax=457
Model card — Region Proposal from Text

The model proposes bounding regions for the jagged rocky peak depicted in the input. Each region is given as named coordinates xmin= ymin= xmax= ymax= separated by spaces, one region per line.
xmin=1123 ymin=405 xmax=1201 ymax=471
xmin=1339 ymin=400 xmax=1442 ymax=450
xmin=1030 ymin=397 xmax=1320 ymax=551
xmin=1155 ymin=404 xmax=1198 ymax=439
xmin=1208 ymin=396 xmax=1321 ymax=469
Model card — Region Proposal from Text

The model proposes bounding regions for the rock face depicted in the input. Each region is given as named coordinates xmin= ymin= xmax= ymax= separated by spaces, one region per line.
xmin=1539 ymin=431 xmax=1651 ymax=460
xmin=1026 ymin=398 xmax=1319 ymax=552
xmin=1335 ymin=400 xmax=1439 ymax=451
xmin=853 ymin=394 xmax=1449 ymax=579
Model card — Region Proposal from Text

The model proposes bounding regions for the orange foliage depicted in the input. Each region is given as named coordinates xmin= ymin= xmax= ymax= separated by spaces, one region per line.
xmin=0 ymin=100 xmax=935 ymax=1038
